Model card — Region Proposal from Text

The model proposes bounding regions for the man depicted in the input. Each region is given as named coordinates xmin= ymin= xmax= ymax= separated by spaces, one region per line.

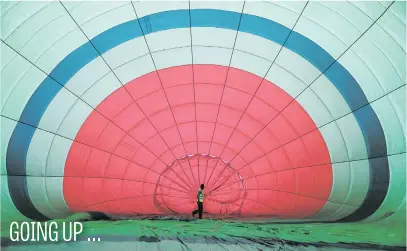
xmin=192 ymin=184 xmax=205 ymax=219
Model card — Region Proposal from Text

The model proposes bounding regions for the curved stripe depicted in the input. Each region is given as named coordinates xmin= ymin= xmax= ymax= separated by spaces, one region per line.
xmin=6 ymin=9 xmax=389 ymax=221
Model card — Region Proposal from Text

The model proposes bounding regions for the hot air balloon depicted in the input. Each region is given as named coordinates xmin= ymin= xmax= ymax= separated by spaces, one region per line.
xmin=1 ymin=1 xmax=405 ymax=241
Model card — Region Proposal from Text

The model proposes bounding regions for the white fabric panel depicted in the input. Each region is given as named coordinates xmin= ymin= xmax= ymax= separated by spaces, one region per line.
xmin=0 ymin=1 xmax=19 ymax=16
xmin=0 ymin=50 xmax=32 ymax=110
xmin=26 ymin=129 xmax=54 ymax=176
xmin=319 ymin=122 xmax=349 ymax=163
xmin=311 ymin=201 xmax=357 ymax=221
xmin=192 ymin=46 xmax=232 ymax=65
xmin=336 ymin=114 xmax=369 ymax=160
xmin=379 ymin=1 xmax=393 ymax=8
xmin=0 ymin=42 xmax=16 ymax=70
xmin=370 ymin=95 xmax=406 ymax=155
xmin=192 ymin=27 xmax=237 ymax=48
xmin=152 ymin=46 xmax=192 ymax=70
xmin=329 ymin=162 xmax=351 ymax=204
xmin=304 ymin=2 xmax=361 ymax=46
xmin=103 ymin=37 xmax=149 ymax=68
xmin=366 ymin=25 xmax=405 ymax=85
xmin=270 ymin=1 xmax=307 ymax=15
xmin=0 ymin=1 xmax=50 ymax=39
xmin=66 ymin=1 xmax=128 ymax=25
xmin=1 ymin=65 xmax=46 ymax=121
xmin=331 ymin=204 xmax=359 ymax=219
xmin=46 ymin=136 xmax=72 ymax=176
xmin=318 ymin=2 xmax=373 ymax=32
xmin=351 ymin=37 xmax=401 ymax=94
xmin=265 ymin=64 xmax=306 ymax=98
xmin=310 ymin=74 xmax=351 ymax=119
xmin=28 ymin=129 xmax=75 ymax=219
xmin=133 ymin=1 xmax=188 ymax=18
xmin=76 ymin=3 xmax=136 ymax=40
xmin=323 ymin=159 xmax=369 ymax=216
xmin=230 ymin=50 xmax=271 ymax=78
xmin=337 ymin=49 xmax=385 ymax=102
xmin=18 ymin=14 xmax=84 ymax=72
xmin=55 ymin=1 xmax=83 ymax=12
xmin=1 ymin=117 xmax=16 ymax=174
xmin=190 ymin=1 xmax=244 ymax=13
xmin=389 ymin=1 xmax=406 ymax=25
xmin=296 ymin=88 xmax=333 ymax=127
xmin=38 ymin=84 xmax=78 ymax=134
xmin=235 ymin=32 xmax=280 ymax=62
xmin=45 ymin=177 xmax=71 ymax=217
xmin=64 ymin=57 xmax=111 ymax=96
xmin=114 ymin=54 xmax=156 ymax=84
xmin=377 ymin=4 xmax=406 ymax=52
xmin=294 ymin=16 xmax=347 ymax=59
xmin=27 ymin=177 xmax=52 ymax=217
xmin=276 ymin=48 xmax=321 ymax=86
xmin=57 ymin=100 xmax=93 ymax=139
xmin=27 ymin=177 xmax=69 ymax=219
xmin=345 ymin=159 xmax=370 ymax=206
xmin=35 ymin=29 xmax=89 ymax=74
xmin=387 ymin=86 xmax=406 ymax=137
xmin=4 ymin=2 xmax=63 ymax=51
xmin=244 ymin=1 xmax=299 ymax=29
xmin=309 ymin=201 xmax=339 ymax=220
xmin=350 ymin=1 xmax=387 ymax=20
xmin=80 ymin=72 xmax=122 ymax=108
xmin=146 ymin=28 xmax=190 ymax=52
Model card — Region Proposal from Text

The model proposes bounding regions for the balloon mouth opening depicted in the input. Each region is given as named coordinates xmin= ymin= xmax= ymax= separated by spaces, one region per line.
xmin=153 ymin=153 xmax=247 ymax=216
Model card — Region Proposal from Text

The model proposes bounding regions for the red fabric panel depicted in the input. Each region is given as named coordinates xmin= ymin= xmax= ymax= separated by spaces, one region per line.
xmin=64 ymin=65 xmax=332 ymax=218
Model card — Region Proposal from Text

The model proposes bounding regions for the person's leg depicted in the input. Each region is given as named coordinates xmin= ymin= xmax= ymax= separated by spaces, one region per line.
xmin=198 ymin=202 xmax=203 ymax=219
xmin=192 ymin=202 xmax=199 ymax=217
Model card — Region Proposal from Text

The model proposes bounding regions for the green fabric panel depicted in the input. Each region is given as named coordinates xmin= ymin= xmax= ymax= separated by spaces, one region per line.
xmin=1 ymin=176 xmax=30 ymax=230
xmin=1 ymin=117 xmax=16 ymax=175
xmin=371 ymin=96 xmax=405 ymax=155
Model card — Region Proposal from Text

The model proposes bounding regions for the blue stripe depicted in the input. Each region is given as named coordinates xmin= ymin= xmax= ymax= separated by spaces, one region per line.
xmin=7 ymin=9 xmax=389 ymax=221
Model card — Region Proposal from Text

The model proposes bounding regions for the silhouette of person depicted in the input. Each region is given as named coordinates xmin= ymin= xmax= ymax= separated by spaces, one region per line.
xmin=192 ymin=184 xmax=205 ymax=219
